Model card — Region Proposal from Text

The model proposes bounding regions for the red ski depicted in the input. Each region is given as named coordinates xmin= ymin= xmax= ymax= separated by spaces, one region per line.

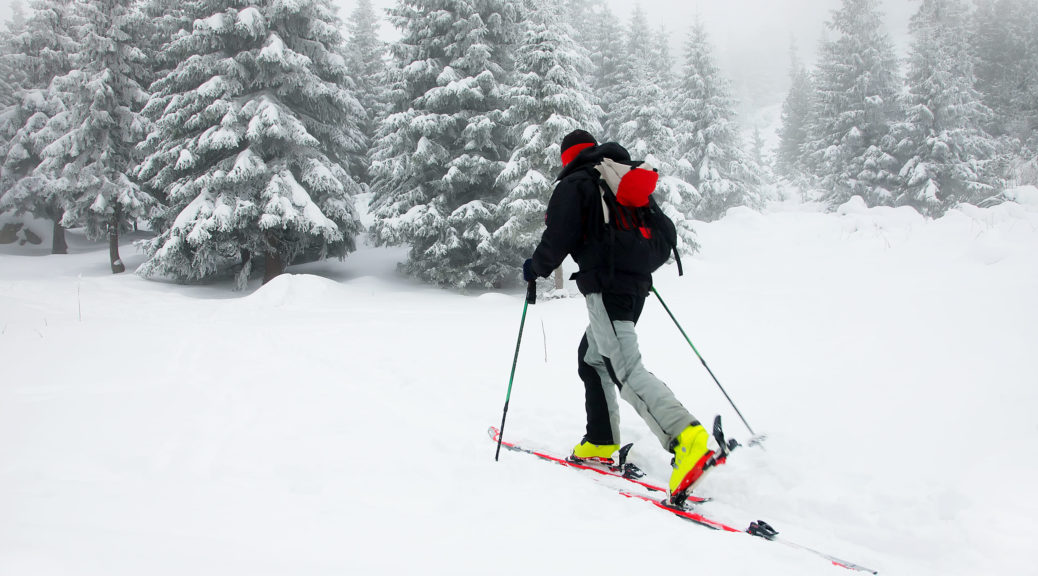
xmin=491 ymin=425 xmax=878 ymax=574
xmin=488 ymin=425 xmax=708 ymax=502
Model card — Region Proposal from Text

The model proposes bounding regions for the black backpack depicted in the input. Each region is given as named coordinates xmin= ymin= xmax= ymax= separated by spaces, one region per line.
xmin=586 ymin=158 xmax=683 ymax=279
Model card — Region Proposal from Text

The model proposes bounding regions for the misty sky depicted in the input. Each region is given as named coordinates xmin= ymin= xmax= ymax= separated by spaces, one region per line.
xmin=0 ymin=0 xmax=917 ymax=113
xmin=333 ymin=0 xmax=917 ymax=112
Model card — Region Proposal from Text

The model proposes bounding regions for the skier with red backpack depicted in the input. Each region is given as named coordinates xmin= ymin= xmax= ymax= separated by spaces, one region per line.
xmin=522 ymin=129 xmax=714 ymax=504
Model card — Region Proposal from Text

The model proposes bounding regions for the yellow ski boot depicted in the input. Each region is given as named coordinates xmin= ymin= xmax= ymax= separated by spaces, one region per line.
xmin=570 ymin=438 xmax=620 ymax=465
xmin=668 ymin=424 xmax=712 ymax=503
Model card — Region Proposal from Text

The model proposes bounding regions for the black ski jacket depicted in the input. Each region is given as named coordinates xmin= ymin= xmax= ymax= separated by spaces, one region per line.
xmin=528 ymin=142 xmax=676 ymax=296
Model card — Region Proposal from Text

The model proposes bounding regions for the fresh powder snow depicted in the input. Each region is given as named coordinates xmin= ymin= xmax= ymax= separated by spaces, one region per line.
xmin=2 ymin=193 xmax=1036 ymax=575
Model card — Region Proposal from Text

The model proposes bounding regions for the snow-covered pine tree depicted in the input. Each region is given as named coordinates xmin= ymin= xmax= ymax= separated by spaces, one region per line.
xmin=33 ymin=0 xmax=152 ymax=273
xmin=0 ymin=0 xmax=80 ymax=254
xmin=493 ymin=0 xmax=601 ymax=289
xmin=564 ymin=0 xmax=624 ymax=139
xmin=648 ymin=23 xmax=678 ymax=112
xmin=0 ymin=22 xmax=17 ymax=108
xmin=804 ymin=0 xmax=902 ymax=208
xmin=971 ymin=0 xmax=1038 ymax=141
xmin=971 ymin=0 xmax=1038 ymax=185
xmin=776 ymin=40 xmax=814 ymax=181
xmin=137 ymin=0 xmax=194 ymax=91
xmin=609 ymin=7 xmax=672 ymax=161
xmin=368 ymin=0 xmax=518 ymax=289
xmin=598 ymin=7 xmax=698 ymax=253
xmin=136 ymin=0 xmax=365 ymax=288
xmin=751 ymin=126 xmax=766 ymax=169
xmin=672 ymin=16 xmax=762 ymax=223
xmin=344 ymin=0 xmax=386 ymax=186
xmin=895 ymin=0 xmax=997 ymax=216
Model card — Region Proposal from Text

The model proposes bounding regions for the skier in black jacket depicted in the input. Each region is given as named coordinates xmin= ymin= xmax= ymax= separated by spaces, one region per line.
xmin=523 ymin=130 xmax=714 ymax=502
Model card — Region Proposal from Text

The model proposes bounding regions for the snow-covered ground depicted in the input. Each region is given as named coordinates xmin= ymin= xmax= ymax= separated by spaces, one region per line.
xmin=2 ymin=190 xmax=1036 ymax=575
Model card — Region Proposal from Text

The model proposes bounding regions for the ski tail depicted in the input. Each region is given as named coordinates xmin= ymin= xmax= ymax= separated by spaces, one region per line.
xmin=489 ymin=426 xmax=707 ymax=500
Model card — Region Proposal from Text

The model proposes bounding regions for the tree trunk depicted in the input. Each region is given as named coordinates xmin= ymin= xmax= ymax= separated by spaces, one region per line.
xmin=52 ymin=218 xmax=68 ymax=254
xmin=263 ymin=251 xmax=284 ymax=283
xmin=109 ymin=207 xmax=125 ymax=274
xmin=554 ymin=266 xmax=564 ymax=291
xmin=263 ymin=235 xmax=283 ymax=284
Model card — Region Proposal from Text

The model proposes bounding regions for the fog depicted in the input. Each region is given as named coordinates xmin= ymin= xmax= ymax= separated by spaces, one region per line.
xmin=331 ymin=0 xmax=917 ymax=112
xmin=0 ymin=0 xmax=918 ymax=113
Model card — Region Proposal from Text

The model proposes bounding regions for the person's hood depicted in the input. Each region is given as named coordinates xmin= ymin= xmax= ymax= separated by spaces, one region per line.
xmin=556 ymin=142 xmax=631 ymax=181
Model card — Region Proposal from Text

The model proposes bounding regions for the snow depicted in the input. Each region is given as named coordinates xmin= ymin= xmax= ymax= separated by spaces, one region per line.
xmin=228 ymin=148 xmax=266 ymax=182
xmin=171 ymin=193 xmax=210 ymax=231
xmin=2 ymin=197 xmax=1037 ymax=575
xmin=195 ymin=13 xmax=229 ymax=34
xmin=196 ymin=75 xmax=228 ymax=100
xmin=235 ymin=7 xmax=267 ymax=38
xmin=1005 ymin=185 xmax=1038 ymax=207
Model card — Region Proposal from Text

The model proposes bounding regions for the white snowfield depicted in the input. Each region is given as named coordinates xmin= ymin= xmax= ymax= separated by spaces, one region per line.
xmin=2 ymin=190 xmax=1036 ymax=575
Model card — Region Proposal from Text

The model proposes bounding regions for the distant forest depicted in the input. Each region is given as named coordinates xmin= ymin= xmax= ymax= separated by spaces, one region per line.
xmin=2 ymin=0 xmax=1035 ymax=288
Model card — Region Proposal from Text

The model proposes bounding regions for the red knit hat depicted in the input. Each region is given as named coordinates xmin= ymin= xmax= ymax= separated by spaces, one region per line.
xmin=560 ymin=129 xmax=597 ymax=166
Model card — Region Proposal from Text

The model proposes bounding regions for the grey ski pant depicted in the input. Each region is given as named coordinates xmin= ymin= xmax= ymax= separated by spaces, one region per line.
xmin=580 ymin=292 xmax=696 ymax=450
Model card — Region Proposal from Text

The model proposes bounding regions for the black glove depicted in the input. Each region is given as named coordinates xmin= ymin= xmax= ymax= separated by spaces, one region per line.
xmin=522 ymin=258 xmax=537 ymax=283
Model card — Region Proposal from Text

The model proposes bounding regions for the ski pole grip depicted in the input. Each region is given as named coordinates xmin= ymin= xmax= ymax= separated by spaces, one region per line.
xmin=526 ymin=281 xmax=537 ymax=305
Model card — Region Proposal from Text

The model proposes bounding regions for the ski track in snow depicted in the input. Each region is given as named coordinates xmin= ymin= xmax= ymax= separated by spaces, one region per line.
xmin=1 ymin=193 xmax=1037 ymax=575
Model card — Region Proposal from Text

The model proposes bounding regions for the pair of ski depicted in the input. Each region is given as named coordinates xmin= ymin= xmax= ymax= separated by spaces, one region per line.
xmin=489 ymin=418 xmax=878 ymax=574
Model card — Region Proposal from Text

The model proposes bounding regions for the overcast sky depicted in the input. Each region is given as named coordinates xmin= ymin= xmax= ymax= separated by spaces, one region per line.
xmin=1 ymin=0 xmax=917 ymax=113
xmin=329 ymin=0 xmax=917 ymax=112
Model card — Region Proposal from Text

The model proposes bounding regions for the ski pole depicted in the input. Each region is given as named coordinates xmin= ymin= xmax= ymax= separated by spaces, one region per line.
xmin=651 ymin=286 xmax=759 ymax=439
xmin=495 ymin=281 xmax=537 ymax=461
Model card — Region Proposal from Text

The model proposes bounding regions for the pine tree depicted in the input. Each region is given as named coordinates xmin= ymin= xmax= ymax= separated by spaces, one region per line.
xmin=598 ymin=7 xmax=697 ymax=252
xmin=32 ymin=0 xmax=153 ymax=272
xmin=972 ymin=0 xmax=1038 ymax=185
xmin=776 ymin=40 xmax=814 ymax=181
xmin=610 ymin=7 xmax=672 ymax=161
xmin=673 ymin=17 xmax=761 ymax=223
xmin=0 ymin=3 xmax=28 ymax=118
xmin=136 ymin=0 xmax=365 ymax=288
xmin=0 ymin=22 xmax=17 ymax=109
xmin=344 ymin=0 xmax=387 ymax=186
xmin=137 ymin=0 xmax=194 ymax=90
xmin=0 ymin=0 xmax=80 ymax=254
xmin=369 ymin=0 xmax=519 ymax=289
xmin=567 ymin=0 xmax=623 ymax=139
xmin=896 ymin=0 xmax=997 ymax=215
xmin=972 ymin=0 xmax=1038 ymax=141
xmin=805 ymin=0 xmax=902 ymax=208
xmin=492 ymin=0 xmax=601 ymax=285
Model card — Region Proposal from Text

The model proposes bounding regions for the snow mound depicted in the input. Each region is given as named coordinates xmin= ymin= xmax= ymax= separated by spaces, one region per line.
xmin=240 ymin=273 xmax=343 ymax=309
xmin=837 ymin=195 xmax=924 ymax=223
xmin=1005 ymin=185 xmax=1038 ymax=207
xmin=835 ymin=195 xmax=870 ymax=215
xmin=475 ymin=292 xmax=514 ymax=305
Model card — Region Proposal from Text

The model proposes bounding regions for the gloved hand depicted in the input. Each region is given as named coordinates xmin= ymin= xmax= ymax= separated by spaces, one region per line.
xmin=522 ymin=258 xmax=537 ymax=283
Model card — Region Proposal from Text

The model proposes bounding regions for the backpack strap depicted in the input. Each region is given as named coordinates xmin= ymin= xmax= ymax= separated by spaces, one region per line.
xmin=597 ymin=179 xmax=617 ymax=285
xmin=647 ymin=196 xmax=684 ymax=277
